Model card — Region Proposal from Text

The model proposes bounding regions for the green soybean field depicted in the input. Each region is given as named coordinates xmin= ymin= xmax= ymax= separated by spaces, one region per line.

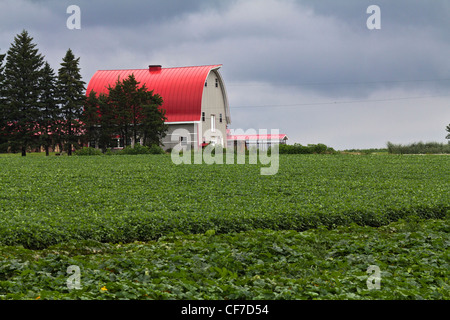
xmin=0 ymin=153 xmax=448 ymax=300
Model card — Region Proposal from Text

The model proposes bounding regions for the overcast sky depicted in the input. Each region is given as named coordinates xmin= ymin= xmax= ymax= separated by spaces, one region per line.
xmin=1 ymin=0 xmax=449 ymax=149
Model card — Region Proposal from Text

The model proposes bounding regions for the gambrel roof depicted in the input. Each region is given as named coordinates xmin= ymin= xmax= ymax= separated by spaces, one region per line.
xmin=86 ymin=64 xmax=230 ymax=123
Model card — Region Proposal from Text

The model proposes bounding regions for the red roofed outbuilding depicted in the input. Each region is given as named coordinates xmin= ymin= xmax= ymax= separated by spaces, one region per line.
xmin=226 ymin=129 xmax=288 ymax=151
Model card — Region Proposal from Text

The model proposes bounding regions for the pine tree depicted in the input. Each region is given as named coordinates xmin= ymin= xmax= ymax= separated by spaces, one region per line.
xmin=106 ymin=77 xmax=130 ymax=147
xmin=97 ymin=93 xmax=118 ymax=152
xmin=121 ymin=74 xmax=141 ymax=146
xmin=139 ymin=90 xmax=167 ymax=147
xmin=39 ymin=62 xmax=60 ymax=156
xmin=57 ymin=48 xmax=85 ymax=156
xmin=101 ymin=74 xmax=166 ymax=149
xmin=446 ymin=124 xmax=450 ymax=141
xmin=0 ymin=50 xmax=7 ymax=152
xmin=3 ymin=30 xmax=44 ymax=156
xmin=81 ymin=90 xmax=101 ymax=148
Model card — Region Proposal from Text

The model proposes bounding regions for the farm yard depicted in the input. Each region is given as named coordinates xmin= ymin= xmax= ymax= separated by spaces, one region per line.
xmin=0 ymin=153 xmax=448 ymax=300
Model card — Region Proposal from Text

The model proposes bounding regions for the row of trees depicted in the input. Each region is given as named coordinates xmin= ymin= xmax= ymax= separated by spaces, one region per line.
xmin=387 ymin=141 xmax=450 ymax=154
xmin=0 ymin=30 xmax=85 ymax=156
xmin=0 ymin=30 xmax=167 ymax=156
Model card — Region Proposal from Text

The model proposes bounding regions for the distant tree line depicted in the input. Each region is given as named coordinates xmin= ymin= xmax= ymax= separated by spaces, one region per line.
xmin=386 ymin=123 xmax=450 ymax=154
xmin=387 ymin=141 xmax=450 ymax=154
xmin=0 ymin=30 xmax=167 ymax=156
xmin=274 ymin=143 xmax=336 ymax=154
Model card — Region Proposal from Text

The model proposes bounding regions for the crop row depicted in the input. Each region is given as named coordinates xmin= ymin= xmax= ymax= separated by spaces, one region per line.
xmin=0 ymin=154 xmax=448 ymax=249
xmin=0 ymin=217 xmax=448 ymax=300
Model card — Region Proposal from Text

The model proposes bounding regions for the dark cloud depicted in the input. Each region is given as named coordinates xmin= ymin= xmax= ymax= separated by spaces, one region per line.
xmin=1 ymin=0 xmax=449 ymax=149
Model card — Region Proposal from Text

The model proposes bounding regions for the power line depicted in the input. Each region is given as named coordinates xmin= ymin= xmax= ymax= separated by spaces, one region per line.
xmin=227 ymin=78 xmax=450 ymax=87
xmin=230 ymin=94 xmax=450 ymax=109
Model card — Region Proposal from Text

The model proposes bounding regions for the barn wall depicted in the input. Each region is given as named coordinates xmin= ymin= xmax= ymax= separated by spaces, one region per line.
xmin=200 ymin=70 xmax=228 ymax=146
xmin=161 ymin=123 xmax=197 ymax=150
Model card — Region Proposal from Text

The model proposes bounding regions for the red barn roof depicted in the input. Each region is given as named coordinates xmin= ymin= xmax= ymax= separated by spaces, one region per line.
xmin=86 ymin=64 xmax=223 ymax=123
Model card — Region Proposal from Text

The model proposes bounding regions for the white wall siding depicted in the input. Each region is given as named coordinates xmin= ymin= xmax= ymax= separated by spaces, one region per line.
xmin=161 ymin=123 xmax=196 ymax=150
xmin=201 ymin=70 xmax=228 ymax=147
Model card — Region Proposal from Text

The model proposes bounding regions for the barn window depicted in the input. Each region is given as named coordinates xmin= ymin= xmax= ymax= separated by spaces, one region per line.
xmin=202 ymin=112 xmax=205 ymax=121
xmin=219 ymin=113 xmax=223 ymax=123
xmin=215 ymin=78 xmax=218 ymax=87
xmin=211 ymin=115 xmax=216 ymax=132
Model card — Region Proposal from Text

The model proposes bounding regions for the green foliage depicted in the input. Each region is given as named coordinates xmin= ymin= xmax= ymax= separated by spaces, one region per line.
xmin=96 ymin=93 xmax=118 ymax=152
xmin=139 ymin=96 xmax=167 ymax=147
xmin=117 ymin=144 xmax=165 ymax=155
xmin=0 ymin=154 xmax=448 ymax=249
xmin=0 ymin=154 xmax=448 ymax=300
xmin=74 ymin=144 xmax=165 ymax=156
xmin=387 ymin=141 xmax=450 ymax=154
xmin=0 ymin=218 xmax=448 ymax=300
xmin=119 ymin=144 xmax=151 ymax=155
xmin=3 ymin=30 xmax=45 ymax=156
xmin=147 ymin=144 xmax=165 ymax=154
xmin=342 ymin=148 xmax=388 ymax=155
xmin=74 ymin=147 xmax=103 ymax=156
xmin=276 ymin=143 xmax=336 ymax=154
xmin=80 ymin=90 xmax=101 ymax=149
xmin=38 ymin=62 xmax=60 ymax=156
xmin=93 ymin=74 xmax=167 ymax=150
xmin=0 ymin=50 xmax=6 ymax=153
xmin=446 ymin=124 xmax=450 ymax=141
xmin=57 ymin=49 xmax=86 ymax=156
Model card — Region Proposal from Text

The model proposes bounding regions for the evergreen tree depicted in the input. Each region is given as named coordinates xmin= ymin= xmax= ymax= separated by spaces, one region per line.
xmin=446 ymin=123 xmax=450 ymax=142
xmin=81 ymin=90 xmax=101 ymax=148
xmin=121 ymin=74 xmax=142 ymax=146
xmin=39 ymin=62 xmax=60 ymax=156
xmin=3 ymin=30 xmax=44 ymax=156
xmin=102 ymin=74 xmax=166 ymax=148
xmin=140 ymin=92 xmax=167 ymax=147
xmin=106 ymin=77 xmax=130 ymax=147
xmin=81 ymin=74 xmax=166 ymax=151
xmin=57 ymin=48 xmax=85 ymax=156
xmin=97 ymin=93 xmax=118 ymax=152
xmin=0 ymin=50 xmax=7 ymax=152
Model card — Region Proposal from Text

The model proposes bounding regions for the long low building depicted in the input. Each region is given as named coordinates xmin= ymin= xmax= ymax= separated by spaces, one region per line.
xmin=86 ymin=64 xmax=231 ymax=150
xmin=226 ymin=130 xmax=288 ymax=151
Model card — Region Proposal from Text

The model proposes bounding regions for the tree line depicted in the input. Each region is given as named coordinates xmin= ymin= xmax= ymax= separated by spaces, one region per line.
xmin=0 ymin=30 xmax=167 ymax=156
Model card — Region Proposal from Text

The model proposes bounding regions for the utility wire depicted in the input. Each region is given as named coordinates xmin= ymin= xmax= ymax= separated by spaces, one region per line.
xmin=227 ymin=78 xmax=450 ymax=87
xmin=230 ymin=94 xmax=450 ymax=109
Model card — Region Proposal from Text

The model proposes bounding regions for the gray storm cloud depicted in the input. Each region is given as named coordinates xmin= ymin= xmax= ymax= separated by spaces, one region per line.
xmin=1 ymin=0 xmax=449 ymax=149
